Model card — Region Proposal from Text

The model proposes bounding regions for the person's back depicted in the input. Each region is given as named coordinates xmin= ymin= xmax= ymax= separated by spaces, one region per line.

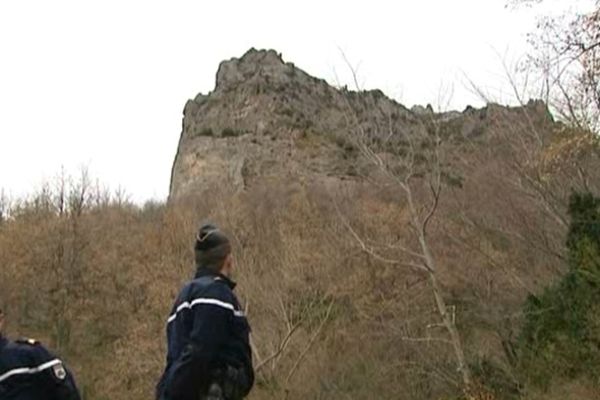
xmin=156 ymin=224 xmax=254 ymax=400
xmin=0 ymin=309 xmax=81 ymax=400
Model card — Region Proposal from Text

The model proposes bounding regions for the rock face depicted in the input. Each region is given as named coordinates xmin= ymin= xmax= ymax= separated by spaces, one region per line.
xmin=169 ymin=48 xmax=554 ymax=199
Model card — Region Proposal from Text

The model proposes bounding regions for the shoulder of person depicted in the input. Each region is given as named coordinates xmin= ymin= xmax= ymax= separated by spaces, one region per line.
xmin=10 ymin=338 xmax=56 ymax=364
xmin=177 ymin=276 xmax=216 ymax=300
xmin=13 ymin=339 xmax=69 ymax=381
xmin=187 ymin=278 xmax=241 ymax=316
xmin=189 ymin=275 xmax=233 ymax=296
xmin=199 ymin=278 xmax=235 ymax=301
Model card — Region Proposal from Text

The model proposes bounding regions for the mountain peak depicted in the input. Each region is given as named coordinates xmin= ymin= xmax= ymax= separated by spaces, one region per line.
xmin=215 ymin=48 xmax=294 ymax=91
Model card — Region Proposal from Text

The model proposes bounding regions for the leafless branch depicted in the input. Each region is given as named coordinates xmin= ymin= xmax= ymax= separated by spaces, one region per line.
xmin=285 ymin=300 xmax=335 ymax=385
xmin=255 ymin=317 xmax=303 ymax=372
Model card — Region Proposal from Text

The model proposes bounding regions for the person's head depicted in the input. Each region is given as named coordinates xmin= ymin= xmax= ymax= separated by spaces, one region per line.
xmin=194 ymin=223 xmax=233 ymax=276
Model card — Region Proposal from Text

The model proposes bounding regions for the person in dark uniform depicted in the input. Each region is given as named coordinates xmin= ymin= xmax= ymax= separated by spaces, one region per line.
xmin=156 ymin=224 xmax=254 ymax=400
xmin=0 ymin=307 xmax=81 ymax=400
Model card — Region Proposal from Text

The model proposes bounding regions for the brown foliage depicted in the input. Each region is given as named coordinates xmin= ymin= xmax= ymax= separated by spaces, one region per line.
xmin=1 ymin=120 xmax=599 ymax=400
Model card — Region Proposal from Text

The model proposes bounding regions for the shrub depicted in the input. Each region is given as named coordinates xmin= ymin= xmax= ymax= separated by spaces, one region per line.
xmin=517 ymin=192 xmax=600 ymax=389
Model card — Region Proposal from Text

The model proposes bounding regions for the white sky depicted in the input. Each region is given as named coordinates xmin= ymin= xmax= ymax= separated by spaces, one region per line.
xmin=0 ymin=0 xmax=593 ymax=203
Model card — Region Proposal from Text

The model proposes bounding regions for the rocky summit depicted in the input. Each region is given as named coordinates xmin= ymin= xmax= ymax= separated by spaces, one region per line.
xmin=169 ymin=48 xmax=554 ymax=199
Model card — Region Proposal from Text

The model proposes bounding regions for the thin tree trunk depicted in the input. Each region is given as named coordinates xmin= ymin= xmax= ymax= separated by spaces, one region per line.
xmin=429 ymin=273 xmax=472 ymax=388
xmin=406 ymin=185 xmax=472 ymax=388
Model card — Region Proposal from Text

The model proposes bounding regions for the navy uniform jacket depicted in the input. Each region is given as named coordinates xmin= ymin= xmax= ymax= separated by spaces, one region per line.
xmin=156 ymin=268 xmax=254 ymax=400
xmin=0 ymin=335 xmax=81 ymax=400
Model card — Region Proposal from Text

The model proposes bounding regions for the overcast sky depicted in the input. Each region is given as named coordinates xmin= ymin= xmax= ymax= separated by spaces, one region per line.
xmin=0 ymin=0 xmax=593 ymax=203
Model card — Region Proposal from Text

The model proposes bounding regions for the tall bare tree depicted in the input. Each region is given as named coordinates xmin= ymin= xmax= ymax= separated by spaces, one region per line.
xmin=333 ymin=72 xmax=476 ymax=393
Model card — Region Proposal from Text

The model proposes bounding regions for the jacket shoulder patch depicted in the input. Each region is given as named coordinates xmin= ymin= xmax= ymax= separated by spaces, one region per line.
xmin=52 ymin=362 xmax=67 ymax=380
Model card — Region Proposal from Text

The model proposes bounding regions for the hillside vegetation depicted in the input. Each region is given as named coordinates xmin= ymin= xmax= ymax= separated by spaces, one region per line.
xmin=1 ymin=113 xmax=599 ymax=399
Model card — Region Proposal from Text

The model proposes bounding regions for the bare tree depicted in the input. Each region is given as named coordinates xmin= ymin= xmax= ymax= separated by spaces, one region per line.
xmin=461 ymin=39 xmax=600 ymax=267
xmin=513 ymin=1 xmax=600 ymax=132
xmin=45 ymin=168 xmax=92 ymax=352
xmin=333 ymin=66 xmax=475 ymax=392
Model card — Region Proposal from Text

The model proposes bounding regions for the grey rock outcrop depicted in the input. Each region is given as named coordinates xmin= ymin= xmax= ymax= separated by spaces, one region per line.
xmin=169 ymin=48 xmax=554 ymax=200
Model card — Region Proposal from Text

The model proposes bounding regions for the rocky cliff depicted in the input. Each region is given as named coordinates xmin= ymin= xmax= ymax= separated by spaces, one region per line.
xmin=169 ymin=48 xmax=554 ymax=199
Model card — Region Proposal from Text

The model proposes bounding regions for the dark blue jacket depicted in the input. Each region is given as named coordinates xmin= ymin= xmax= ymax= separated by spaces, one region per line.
xmin=156 ymin=268 xmax=254 ymax=400
xmin=0 ymin=335 xmax=81 ymax=400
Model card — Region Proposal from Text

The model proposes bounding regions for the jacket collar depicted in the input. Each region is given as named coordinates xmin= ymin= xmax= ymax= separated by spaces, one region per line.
xmin=0 ymin=335 xmax=7 ymax=350
xmin=194 ymin=267 xmax=237 ymax=290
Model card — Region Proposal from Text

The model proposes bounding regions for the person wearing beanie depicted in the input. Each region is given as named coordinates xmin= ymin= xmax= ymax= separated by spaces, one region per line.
xmin=0 ymin=307 xmax=81 ymax=400
xmin=156 ymin=224 xmax=254 ymax=400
